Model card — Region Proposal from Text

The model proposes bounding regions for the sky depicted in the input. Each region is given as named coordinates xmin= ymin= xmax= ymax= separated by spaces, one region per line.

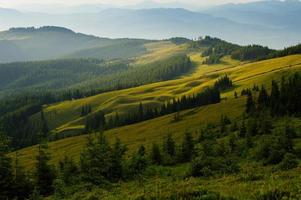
xmin=0 ymin=0 xmax=261 ymax=8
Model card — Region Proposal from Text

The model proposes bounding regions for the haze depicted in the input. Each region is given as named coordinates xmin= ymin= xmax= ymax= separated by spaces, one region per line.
xmin=0 ymin=0 xmax=262 ymax=8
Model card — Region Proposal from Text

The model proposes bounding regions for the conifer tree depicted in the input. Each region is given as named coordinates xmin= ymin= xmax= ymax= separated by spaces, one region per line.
xmin=35 ymin=141 xmax=56 ymax=196
xmin=80 ymin=133 xmax=111 ymax=185
xmin=270 ymin=80 xmax=280 ymax=115
xmin=14 ymin=151 xmax=33 ymax=199
xmin=150 ymin=143 xmax=162 ymax=165
xmin=0 ymin=133 xmax=14 ymax=199
xmin=181 ymin=132 xmax=194 ymax=162
xmin=58 ymin=155 xmax=78 ymax=185
xmin=164 ymin=134 xmax=176 ymax=157
xmin=109 ymin=138 xmax=126 ymax=181
xmin=129 ymin=145 xmax=148 ymax=175
xmin=246 ymin=92 xmax=255 ymax=113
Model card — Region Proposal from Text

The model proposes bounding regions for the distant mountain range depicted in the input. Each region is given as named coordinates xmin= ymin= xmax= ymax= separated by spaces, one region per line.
xmin=0 ymin=26 xmax=149 ymax=63
xmin=0 ymin=0 xmax=300 ymax=51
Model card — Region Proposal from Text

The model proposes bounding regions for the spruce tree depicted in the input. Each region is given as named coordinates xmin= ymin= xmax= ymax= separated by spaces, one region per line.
xmin=150 ymin=143 xmax=162 ymax=165
xmin=14 ymin=151 xmax=33 ymax=199
xmin=164 ymin=134 xmax=176 ymax=157
xmin=129 ymin=145 xmax=148 ymax=175
xmin=246 ymin=92 xmax=255 ymax=113
xmin=35 ymin=141 xmax=56 ymax=196
xmin=181 ymin=132 xmax=194 ymax=162
xmin=0 ymin=133 xmax=14 ymax=199
xmin=80 ymin=133 xmax=111 ymax=185
xmin=270 ymin=80 xmax=280 ymax=115
xmin=58 ymin=155 xmax=78 ymax=185
xmin=109 ymin=138 xmax=126 ymax=181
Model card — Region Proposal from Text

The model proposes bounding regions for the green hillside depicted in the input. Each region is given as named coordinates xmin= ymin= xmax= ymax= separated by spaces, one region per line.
xmin=8 ymin=53 xmax=301 ymax=200
xmin=41 ymin=54 xmax=301 ymax=136
xmin=2 ymin=35 xmax=301 ymax=200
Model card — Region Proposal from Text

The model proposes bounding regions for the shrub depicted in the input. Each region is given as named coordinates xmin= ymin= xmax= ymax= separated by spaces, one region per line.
xmin=278 ymin=153 xmax=299 ymax=170
xmin=190 ymin=154 xmax=239 ymax=177
xmin=256 ymin=189 xmax=290 ymax=200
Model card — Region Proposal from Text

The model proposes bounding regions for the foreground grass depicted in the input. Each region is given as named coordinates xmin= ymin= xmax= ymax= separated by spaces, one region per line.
xmin=46 ymin=163 xmax=301 ymax=200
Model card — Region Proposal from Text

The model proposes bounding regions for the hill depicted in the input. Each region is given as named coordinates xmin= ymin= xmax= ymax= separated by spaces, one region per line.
xmin=8 ymin=53 xmax=301 ymax=200
xmin=0 ymin=26 xmax=149 ymax=62
xmin=14 ymin=53 xmax=301 ymax=166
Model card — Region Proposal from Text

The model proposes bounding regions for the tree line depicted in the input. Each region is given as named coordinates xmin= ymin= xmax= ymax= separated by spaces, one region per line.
xmin=85 ymin=86 xmax=221 ymax=132
xmin=195 ymin=36 xmax=301 ymax=64
xmin=245 ymin=73 xmax=301 ymax=116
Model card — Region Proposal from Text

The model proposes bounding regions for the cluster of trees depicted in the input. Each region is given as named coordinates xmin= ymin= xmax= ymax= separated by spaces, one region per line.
xmin=214 ymin=75 xmax=233 ymax=90
xmin=85 ymin=86 xmax=221 ymax=132
xmin=80 ymin=104 xmax=92 ymax=117
xmin=198 ymin=36 xmax=301 ymax=64
xmin=196 ymin=36 xmax=276 ymax=64
xmin=231 ymin=45 xmax=274 ymax=61
xmin=0 ymin=104 xmax=45 ymax=148
xmin=245 ymin=73 xmax=301 ymax=116
xmin=199 ymin=36 xmax=273 ymax=63
xmin=263 ymin=43 xmax=301 ymax=60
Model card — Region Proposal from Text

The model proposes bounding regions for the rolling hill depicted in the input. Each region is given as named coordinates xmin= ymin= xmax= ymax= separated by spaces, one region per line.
xmin=14 ymin=52 xmax=301 ymax=167
xmin=9 ymin=51 xmax=301 ymax=199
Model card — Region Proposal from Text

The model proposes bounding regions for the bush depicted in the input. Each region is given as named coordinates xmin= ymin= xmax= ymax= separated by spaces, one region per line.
xmin=256 ymin=189 xmax=290 ymax=200
xmin=190 ymin=154 xmax=239 ymax=177
xmin=278 ymin=153 xmax=299 ymax=170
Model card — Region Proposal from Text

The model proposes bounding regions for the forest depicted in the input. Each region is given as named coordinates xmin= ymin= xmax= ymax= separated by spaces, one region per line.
xmin=196 ymin=36 xmax=301 ymax=64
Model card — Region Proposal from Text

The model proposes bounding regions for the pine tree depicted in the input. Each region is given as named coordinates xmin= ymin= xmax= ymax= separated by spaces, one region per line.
xmin=257 ymin=85 xmax=269 ymax=111
xmin=109 ymin=138 xmax=126 ymax=181
xmin=14 ymin=151 xmax=33 ymax=199
xmin=246 ymin=92 xmax=255 ymax=113
xmin=129 ymin=145 xmax=148 ymax=175
xmin=0 ymin=133 xmax=14 ymax=199
xmin=270 ymin=80 xmax=280 ymax=115
xmin=164 ymin=134 xmax=176 ymax=157
xmin=80 ymin=133 xmax=111 ymax=185
xmin=150 ymin=143 xmax=162 ymax=165
xmin=181 ymin=132 xmax=194 ymax=162
xmin=58 ymin=155 xmax=78 ymax=185
xmin=35 ymin=141 xmax=56 ymax=196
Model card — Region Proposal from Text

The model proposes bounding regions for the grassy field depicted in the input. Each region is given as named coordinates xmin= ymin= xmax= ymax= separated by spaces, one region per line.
xmin=14 ymin=54 xmax=301 ymax=170
xmin=42 ymin=53 xmax=301 ymax=136
xmin=10 ymin=51 xmax=301 ymax=200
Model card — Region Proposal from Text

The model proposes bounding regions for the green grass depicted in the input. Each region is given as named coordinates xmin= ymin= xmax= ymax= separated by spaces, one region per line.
xmin=42 ymin=54 xmax=301 ymax=136
xmin=10 ymin=52 xmax=301 ymax=200
xmin=14 ymin=54 xmax=301 ymax=170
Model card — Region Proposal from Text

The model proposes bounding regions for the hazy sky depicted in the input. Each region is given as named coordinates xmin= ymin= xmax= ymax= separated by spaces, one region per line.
xmin=0 ymin=0 xmax=261 ymax=8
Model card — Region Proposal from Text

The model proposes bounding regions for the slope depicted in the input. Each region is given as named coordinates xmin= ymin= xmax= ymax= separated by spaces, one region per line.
xmin=14 ymin=54 xmax=301 ymax=169
xmin=43 ymin=54 xmax=301 ymax=135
